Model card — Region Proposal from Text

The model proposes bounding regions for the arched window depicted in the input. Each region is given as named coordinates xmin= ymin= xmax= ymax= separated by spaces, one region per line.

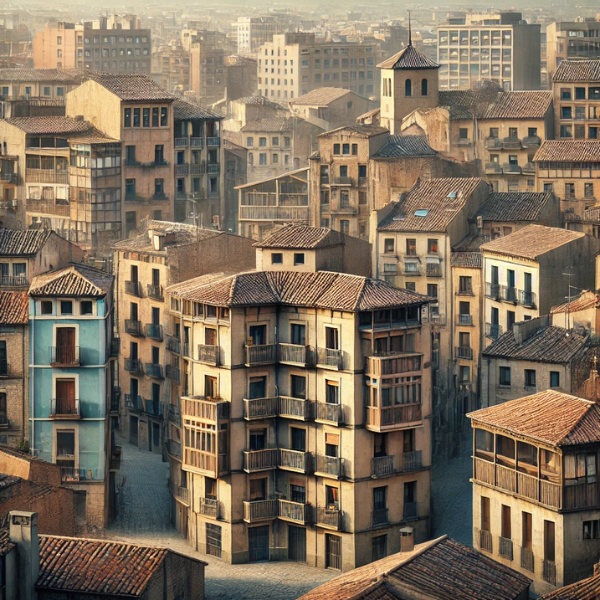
xmin=421 ymin=78 xmax=428 ymax=96
xmin=405 ymin=78 xmax=412 ymax=97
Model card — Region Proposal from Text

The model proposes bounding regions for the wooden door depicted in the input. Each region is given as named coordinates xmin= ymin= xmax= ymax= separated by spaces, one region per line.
xmin=56 ymin=379 xmax=75 ymax=414
xmin=56 ymin=327 xmax=76 ymax=364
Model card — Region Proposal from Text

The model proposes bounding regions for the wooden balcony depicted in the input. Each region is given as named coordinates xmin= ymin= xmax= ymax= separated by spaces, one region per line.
xmin=238 ymin=205 xmax=310 ymax=222
xmin=498 ymin=536 xmax=513 ymax=560
xmin=244 ymin=397 xmax=279 ymax=420
xmin=314 ymin=455 xmax=343 ymax=479
xmin=166 ymin=439 xmax=182 ymax=459
xmin=365 ymin=353 xmax=421 ymax=377
xmin=279 ymin=396 xmax=311 ymax=420
xmin=543 ymin=559 xmax=557 ymax=585
xmin=50 ymin=398 xmax=81 ymax=419
xmin=183 ymin=396 xmax=230 ymax=423
xmin=521 ymin=547 xmax=535 ymax=573
xmin=170 ymin=480 xmax=190 ymax=506
xmin=243 ymin=448 xmax=278 ymax=472
xmin=278 ymin=500 xmax=312 ymax=524
xmin=244 ymin=499 xmax=278 ymax=523
xmin=198 ymin=344 xmax=220 ymax=365
xmin=199 ymin=497 xmax=219 ymax=518
xmin=50 ymin=346 xmax=80 ymax=366
xmin=315 ymin=402 xmax=343 ymax=425
xmin=316 ymin=348 xmax=343 ymax=370
xmin=316 ymin=507 xmax=342 ymax=530
xmin=366 ymin=403 xmax=422 ymax=432
xmin=184 ymin=449 xmax=228 ymax=479
xmin=279 ymin=448 xmax=310 ymax=473
xmin=245 ymin=343 xmax=277 ymax=366
xmin=478 ymin=528 xmax=493 ymax=553
xmin=279 ymin=343 xmax=310 ymax=366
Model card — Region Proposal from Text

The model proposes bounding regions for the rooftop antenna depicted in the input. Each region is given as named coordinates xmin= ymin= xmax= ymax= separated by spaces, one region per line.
xmin=408 ymin=11 xmax=412 ymax=46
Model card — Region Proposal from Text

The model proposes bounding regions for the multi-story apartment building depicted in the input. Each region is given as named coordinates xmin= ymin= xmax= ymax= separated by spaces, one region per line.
xmin=257 ymin=33 xmax=381 ymax=102
xmin=481 ymin=225 xmax=600 ymax=341
xmin=165 ymin=227 xmax=432 ymax=569
xmin=152 ymin=44 xmax=190 ymax=95
xmin=469 ymin=390 xmax=600 ymax=594
xmin=189 ymin=32 xmax=227 ymax=107
xmin=235 ymin=17 xmax=277 ymax=55
xmin=33 ymin=16 xmax=151 ymax=75
xmin=28 ymin=264 xmax=116 ymax=529
xmin=553 ymin=59 xmax=600 ymax=141
xmin=480 ymin=317 xmax=588 ymax=408
xmin=113 ymin=221 xmax=255 ymax=454
xmin=436 ymin=12 xmax=541 ymax=91
xmin=237 ymin=167 xmax=309 ymax=240
xmin=546 ymin=20 xmax=600 ymax=84
xmin=534 ymin=141 xmax=600 ymax=219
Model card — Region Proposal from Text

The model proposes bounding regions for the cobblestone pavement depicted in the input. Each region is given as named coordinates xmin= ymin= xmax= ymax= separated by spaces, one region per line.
xmin=430 ymin=431 xmax=473 ymax=546
xmin=106 ymin=433 xmax=335 ymax=600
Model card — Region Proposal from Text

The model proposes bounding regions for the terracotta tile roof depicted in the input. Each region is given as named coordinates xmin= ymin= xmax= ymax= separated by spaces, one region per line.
xmin=0 ymin=529 xmax=14 ymax=557
xmin=468 ymin=390 xmax=600 ymax=447
xmin=319 ymin=124 xmax=389 ymax=139
xmin=553 ymin=59 xmax=600 ymax=82
xmin=475 ymin=192 xmax=555 ymax=222
xmin=372 ymin=135 xmax=436 ymax=159
xmin=254 ymin=225 xmax=344 ymax=249
xmin=37 ymin=536 xmax=169 ymax=595
xmin=378 ymin=178 xmax=484 ymax=233
xmin=452 ymin=233 xmax=489 ymax=252
xmin=480 ymin=225 xmax=584 ymax=260
xmin=240 ymin=117 xmax=294 ymax=133
xmin=551 ymin=290 xmax=600 ymax=314
xmin=173 ymin=98 xmax=221 ymax=121
xmin=451 ymin=252 xmax=482 ymax=268
xmin=540 ymin=571 xmax=600 ymax=599
xmin=4 ymin=116 xmax=92 ymax=135
xmin=234 ymin=96 xmax=285 ymax=109
xmin=377 ymin=45 xmax=439 ymax=70
xmin=29 ymin=264 xmax=113 ymax=298
xmin=534 ymin=140 xmax=600 ymax=162
xmin=481 ymin=91 xmax=553 ymax=120
xmin=482 ymin=326 xmax=586 ymax=363
xmin=167 ymin=270 xmax=430 ymax=311
xmin=290 ymin=87 xmax=353 ymax=106
xmin=85 ymin=72 xmax=175 ymax=102
xmin=0 ymin=229 xmax=52 ymax=256
xmin=0 ymin=68 xmax=81 ymax=83
xmin=0 ymin=291 xmax=28 ymax=325
xmin=298 ymin=536 xmax=530 ymax=600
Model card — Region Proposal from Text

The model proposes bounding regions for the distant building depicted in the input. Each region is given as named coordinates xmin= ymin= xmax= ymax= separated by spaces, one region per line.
xmin=235 ymin=17 xmax=277 ymax=55
xmin=189 ymin=31 xmax=226 ymax=107
xmin=152 ymin=44 xmax=190 ymax=95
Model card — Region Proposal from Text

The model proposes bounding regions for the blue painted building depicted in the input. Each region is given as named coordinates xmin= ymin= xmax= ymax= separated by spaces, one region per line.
xmin=28 ymin=264 xmax=116 ymax=529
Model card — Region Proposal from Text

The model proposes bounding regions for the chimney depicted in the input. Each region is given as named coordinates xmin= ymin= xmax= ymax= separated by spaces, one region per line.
xmin=400 ymin=526 xmax=414 ymax=553
xmin=9 ymin=511 xmax=39 ymax=600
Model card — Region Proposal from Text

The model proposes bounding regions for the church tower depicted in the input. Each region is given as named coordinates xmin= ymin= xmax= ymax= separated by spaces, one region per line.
xmin=377 ymin=22 xmax=440 ymax=134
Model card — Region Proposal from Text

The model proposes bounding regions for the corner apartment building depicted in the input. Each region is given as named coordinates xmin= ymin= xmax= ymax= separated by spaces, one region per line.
xmin=235 ymin=17 xmax=277 ymax=55
xmin=481 ymin=225 xmax=600 ymax=341
xmin=28 ymin=264 xmax=116 ymax=529
xmin=165 ymin=229 xmax=433 ymax=570
xmin=469 ymin=390 xmax=600 ymax=594
xmin=436 ymin=12 xmax=541 ymax=91
xmin=257 ymin=33 xmax=381 ymax=102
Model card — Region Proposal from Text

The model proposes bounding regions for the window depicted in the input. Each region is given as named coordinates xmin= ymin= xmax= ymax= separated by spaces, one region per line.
xmin=124 ymin=108 xmax=131 ymax=127
xmin=340 ymin=220 xmax=349 ymax=235
xmin=427 ymin=239 xmax=438 ymax=254
xmin=585 ymin=183 xmax=595 ymax=198
xmin=80 ymin=301 xmax=93 ymax=315
xmin=259 ymin=153 xmax=267 ymax=165
xmin=544 ymin=520 xmax=555 ymax=562
xmin=291 ymin=374 xmax=306 ymax=399
xmin=372 ymin=535 xmax=387 ymax=561
xmin=293 ymin=253 xmax=305 ymax=266
xmin=406 ymin=239 xmax=416 ymax=256
xmin=325 ymin=380 xmax=339 ymax=405
xmin=459 ymin=276 xmax=472 ymax=294
xmin=550 ymin=371 xmax=560 ymax=388
xmin=427 ymin=283 xmax=438 ymax=299
xmin=160 ymin=107 xmax=167 ymax=126
xmin=133 ymin=108 xmax=140 ymax=127
xmin=501 ymin=505 xmax=511 ymax=540
xmin=41 ymin=301 xmax=53 ymax=315
xmin=583 ymin=520 xmax=600 ymax=539
xmin=459 ymin=128 xmax=468 ymax=139
xmin=271 ymin=253 xmax=283 ymax=264
xmin=60 ymin=301 xmax=73 ymax=315
xmin=259 ymin=137 xmax=267 ymax=147
xmin=290 ymin=426 xmax=306 ymax=452
xmin=421 ymin=78 xmax=428 ymax=96
xmin=247 ymin=137 xmax=254 ymax=147
xmin=565 ymin=183 xmax=575 ymax=197
xmin=152 ymin=107 xmax=159 ymax=127
xmin=384 ymin=239 xmax=394 ymax=254
xmin=460 ymin=366 xmax=470 ymax=383
xmin=405 ymin=78 xmax=412 ymax=97
xmin=481 ymin=496 xmax=490 ymax=532
xmin=499 ymin=367 xmax=511 ymax=387
xmin=291 ymin=323 xmax=306 ymax=346
xmin=525 ymin=369 xmax=536 ymax=388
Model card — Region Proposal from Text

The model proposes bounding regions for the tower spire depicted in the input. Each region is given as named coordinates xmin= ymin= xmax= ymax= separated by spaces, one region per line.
xmin=408 ymin=11 xmax=412 ymax=46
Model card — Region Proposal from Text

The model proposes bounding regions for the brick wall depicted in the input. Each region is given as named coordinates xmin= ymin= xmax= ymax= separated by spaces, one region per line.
xmin=0 ymin=448 xmax=62 ymax=486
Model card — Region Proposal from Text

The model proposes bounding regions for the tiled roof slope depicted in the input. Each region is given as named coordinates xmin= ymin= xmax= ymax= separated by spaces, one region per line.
xmin=475 ymin=192 xmax=555 ymax=222
xmin=234 ymin=96 xmax=285 ymax=109
xmin=84 ymin=72 xmax=175 ymax=102
xmin=378 ymin=178 xmax=484 ymax=233
xmin=37 ymin=536 xmax=168 ymax=595
xmin=377 ymin=45 xmax=439 ymax=70
xmin=373 ymin=135 xmax=436 ymax=158
xmin=0 ymin=68 xmax=80 ymax=82
xmin=291 ymin=87 xmax=353 ymax=106
xmin=0 ymin=292 xmax=28 ymax=325
xmin=551 ymin=290 xmax=600 ymax=314
xmin=167 ymin=270 xmax=430 ymax=311
xmin=534 ymin=140 xmax=600 ymax=162
xmin=319 ymin=124 xmax=389 ymax=138
xmin=0 ymin=229 xmax=52 ymax=255
xmin=298 ymin=536 xmax=530 ymax=600
xmin=480 ymin=225 xmax=584 ymax=259
xmin=450 ymin=252 xmax=482 ymax=268
xmin=468 ymin=390 xmax=600 ymax=447
xmin=4 ymin=117 xmax=92 ymax=135
xmin=254 ymin=225 xmax=344 ymax=249
xmin=482 ymin=326 xmax=586 ymax=363
xmin=29 ymin=264 xmax=113 ymax=297
xmin=240 ymin=117 xmax=294 ymax=133
xmin=452 ymin=233 xmax=489 ymax=252
xmin=540 ymin=571 xmax=600 ymax=599
xmin=173 ymin=98 xmax=221 ymax=121
xmin=481 ymin=91 xmax=553 ymax=120
xmin=553 ymin=59 xmax=600 ymax=82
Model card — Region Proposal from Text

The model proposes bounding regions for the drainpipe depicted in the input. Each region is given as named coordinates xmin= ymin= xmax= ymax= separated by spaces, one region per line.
xmin=30 ymin=302 xmax=35 ymax=455
xmin=22 ymin=323 xmax=25 ymax=442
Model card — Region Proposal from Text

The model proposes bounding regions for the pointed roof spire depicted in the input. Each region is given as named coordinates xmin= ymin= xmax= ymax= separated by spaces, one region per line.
xmin=408 ymin=11 xmax=412 ymax=46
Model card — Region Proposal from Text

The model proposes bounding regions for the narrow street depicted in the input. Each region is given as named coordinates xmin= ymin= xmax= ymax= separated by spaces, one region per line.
xmin=106 ymin=433 xmax=335 ymax=600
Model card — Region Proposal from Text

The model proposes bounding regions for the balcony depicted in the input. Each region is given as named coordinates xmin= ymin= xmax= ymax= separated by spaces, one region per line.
xmin=455 ymin=346 xmax=473 ymax=360
xmin=477 ymin=528 xmax=493 ymax=553
xmin=243 ymin=448 xmax=278 ymax=472
xmin=366 ymin=403 xmax=422 ymax=433
xmin=402 ymin=450 xmax=422 ymax=471
xmin=243 ymin=499 xmax=278 ymax=523
xmin=484 ymin=137 xmax=502 ymax=149
xmin=61 ymin=468 xmax=100 ymax=482
xmin=125 ymin=394 xmax=143 ymax=412
xmin=426 ymin=263 xmax=442 ymax=277
xmin=166 ymin=439 xmax=182 ymax=459
xmin=110 ymin=446 xmax=121 ymax=471
xmin=279 ymin=343 xmax=310 ymax=366
xmin=485 ymin=323 xmax=503 ymax=340
xmin=485 ymin=282 xmax=500 ymax=300
xmin=25 ymin=168 xmax=68 ymax=184
xmin=518 ymin=290 xmax=536 ymax=308
xmin=166 ymin=404 xmax=181 ymax=427
xmin=372 ymin=508 xmax=389 ymax=527
xmin=206 ymin=137 xmax=220 ymax=146
xmin=279 ymin=396 xmax=311 ymax=420
xmin=457 ymin=138 xmax=472 ymax=147
xmin=0 ymin=415 xmax=8 ymax=428
xmin=238 ymin=205 xmax=310 ymax=222
xmin=124 ymin=358 xmax=142 ymax=374
xmin=331 ymin=176 xmax=355 ymax=186
xmin=500 ymin=285 xmax=517 ymax=303
xmin=174 ymin=137 xmax=189 ymax=147
xmin=522 ymin=135 xmax=541 ymax=148
xmin=50 ymin=346 xmax=80 ymax=367
xmin=543 ymin=559 xmax=556 ymax=585
xmin=125 ymin=280 xmax=142 ymax=297
xmin=315 ymin=402 xmax=343 ymax=425
xmin=278 ymin=500 xmax=312 ymax=525
xmin=244 ymin=397 xmax=279 ymax=420
xmin=147 ymin=284 xmax=163 ymax=300
xmin=498 ymin=536 xmax=513 ymax=560
xmin=365 ymin=353 xmax=421 ymax=377
xmin=197 ymin=344 xmax=220 ymax=365
xmin=457 ymin=314 xmax=472 ymax=326
xmin=316 ymin=348 xmax=343 ymax=370
xmin=401 ymin=265 xmax=421 ymax=276
xmin=279 ymin=448 xmax=310 ymax=473
xmin=316 ymin=507 xmax=342 ymax=530
xmin=183 ymin=396 xmax=230 ymax=423
xmin=175 ymin=164 xmax=189 ymax=175
xmin=170 ymin=481 xmax=190 ymax=506
xmin=522 ymin=162 xmax=536 ymax=174
xmin=502 ymin=163 xmax=522 ymax=175
xmin=145 ymin=399 xmax=163 ymax=418
xmin=190 ymin=137 xmax=204 ymax=147
xmin=502 ymin=137 xmax=522 ymax=150
xmin=145 ymin=324 xmax=163 ymax=341
xmin=0 ymin=172 xmax=17 ymax=185
xmin=314 ymin=455 xmax=343 ymax=478
xmin=199 ymin=497 xmax=219 ymax=518
xmin=145 ymin=363 xmax=164 ymax=379
xmin=166 ymin=365 xmax=181 ymax=383
xmin=521 ymin=547 xmax=535 ymax=573
xmin=372 ymin=455 xmax=395 ymax=477
xmin=166 ymin=336 xmax=181 ymax=354
xmin=0 ymin=276 xmax=27 ymax=287
xmin=245 ymin=343 xmax=277 ymax=366
xmin=484 ymin=162 xmax=502 ymax=175
xmin=207 ymin=164 xmax=220 ymax=174
xmin=404 ymin=501 xmax=419 ymax=520
xmin=124 ymin=319 xmax=142 ymax=336
xmin=50 ymin=398 xmax=81 ymax=419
